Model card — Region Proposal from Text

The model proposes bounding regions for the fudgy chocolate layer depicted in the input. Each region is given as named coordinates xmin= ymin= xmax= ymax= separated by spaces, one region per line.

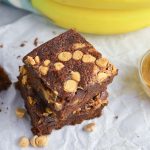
xmin=18 ymin=80 xmax=108 ymax=135
xmin=25 ymin=67 xmax=108 ymax=119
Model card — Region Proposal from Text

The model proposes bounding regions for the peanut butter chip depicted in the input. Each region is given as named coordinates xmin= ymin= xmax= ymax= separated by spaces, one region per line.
xmin=22 ymin=75 xmax=27 ymax=85
xmin=26 ymin=56 xmax=36 ymax=65
xmin=71 ymin=71 xmax=80 ymax=82
xmin=73 ymin=50 xmax=83 ymax=60
xmin=54 ymin=62 xmax=64 ymax=70
xmin=58 ymin=52 xmax=72 ymax=61
xmin=30 ymin=135 xmax=38 ymax=147
xmin=54 ymin=102 xmax=62 ymax=111
xmin=64 ymin=80 xmax=78 ymax=92
xmin=35 ymin=136 xmax=48 ymax=147
xmin=83 ymin=123 xmax=96 ymax=132
xmin=82 ymin=54 xmax=96 ymax=63
xmin=19 ymin=136 xmax=29 ymax=148
xmin=39 ymin=66 xmax=49 ymax=75
xmin=35 ymin=56 xmax=40 ymax=64
xmin=73 ymin=43 xmax=86 ymax=49
xmin=97 ymin=72 xmax=109 ymax=82
xmin=43 ymin=59 xmax=51 ymax=66
xmin=19 ymin=66 xmax=27 ymax=75
xmin=96 ymin=58 xmax=108 ymax=67
xmin=16 ymin=108 xmax=26 ymax=118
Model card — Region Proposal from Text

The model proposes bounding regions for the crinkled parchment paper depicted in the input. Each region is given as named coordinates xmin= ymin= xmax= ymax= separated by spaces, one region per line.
xmin=1 ymin=14 xmax=150 ymax=150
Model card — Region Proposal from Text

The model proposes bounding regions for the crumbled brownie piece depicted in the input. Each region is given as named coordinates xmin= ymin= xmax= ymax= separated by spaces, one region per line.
xmin=0 ymin=66 xmax=11 ymax=91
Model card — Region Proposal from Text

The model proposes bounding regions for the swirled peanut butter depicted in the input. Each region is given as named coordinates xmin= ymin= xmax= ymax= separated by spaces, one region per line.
xmin=142 ymin=54 xmax=150 ymax=86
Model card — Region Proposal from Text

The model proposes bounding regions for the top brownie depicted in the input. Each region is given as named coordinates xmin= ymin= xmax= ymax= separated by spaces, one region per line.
xmin=23 ymin=29 xmax=117 ymax=102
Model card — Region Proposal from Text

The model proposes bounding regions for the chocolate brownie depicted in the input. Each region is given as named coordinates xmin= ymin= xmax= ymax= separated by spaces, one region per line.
xmin=20 ymin=29 xmax=117 ymax=119
xmin=0 ymin=66 xmax=11 ymax=91
xmin=18 ymin=79 xmax=108 ymax=135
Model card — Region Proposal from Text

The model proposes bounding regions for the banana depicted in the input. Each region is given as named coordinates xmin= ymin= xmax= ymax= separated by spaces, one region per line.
xmin=31 ymin=0 xmax=150 ymax=34
xmin=53 ymin=0 xmax=150 ymax=9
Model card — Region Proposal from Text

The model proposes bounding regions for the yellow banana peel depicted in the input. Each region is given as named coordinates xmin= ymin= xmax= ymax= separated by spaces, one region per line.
xmin=53 ymin=0 xmax=150 ymax=9
xmin=32 ymin=0 xmax=150 ymax=34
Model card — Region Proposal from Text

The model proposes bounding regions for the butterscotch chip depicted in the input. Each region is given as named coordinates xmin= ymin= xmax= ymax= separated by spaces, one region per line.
xmin=35 ymin=135 xmax=48 ymax=147
xmin=64 ymin=80 xmax=78 ymax=92
xmin=97 ymin=72 xmax=109 ymax=82
xmin=30 ymin=135 xmax=38 ymax=147
xmin=39 ymin=66 xmax=49 ymax=75
xmin=19 ymin=136 xmax=29 ymax=148
xmin=22 ymin=75 xmax=27 ymax=85
xmin=71 ymin=71 xmax=80 ymax=82
xmin=58 ymin=52 xmax=72 ymax=61
xmin=82 ymin=54 xmax=96 ymax=63
xmin=16 ymin=108 xmax=26 ymax=118
xmin=83 ymin=123 xmax=96 ymax=132
xmin=73 ymin=43 xmax=86 ymax=49
xmin=43 ymin=60 xmax=51 ymax=66
xmin=35 ymin=56 xmax=40 ymax=64
xmin=19 ymin=66 xmax=27 ymax=75
xmin=73 ymin=50 xmax=83 ymax=60
xmin=54 ymin=62 xmax=64 ymax=70
xmin=26 ymin=56 xmax=36 ymax=65
xmin=96 ymin=58 xmax=108 ymax=67
xmin=54 ymin=102 xmax=62 ymax=111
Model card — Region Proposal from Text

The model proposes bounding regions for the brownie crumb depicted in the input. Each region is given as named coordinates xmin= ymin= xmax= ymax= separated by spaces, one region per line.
xmin=34 ymin=38 xmax=38 ymax=47
xmin=20 ymin=43 xmax=25 ymax=47
xmin=0 ymin=44 xmax=3 ymax=48
xmin=114 ymin=116 xmax=118 ymax=119
xmin=0 ymin=109 xmax=1 ymax=112
xmin=17 ymin=55 xmax=21 ymax=59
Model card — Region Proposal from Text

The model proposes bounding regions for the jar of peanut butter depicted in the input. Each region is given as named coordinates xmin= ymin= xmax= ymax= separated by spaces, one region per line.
xmin=139 ymin=50 xmax=150 ymax=97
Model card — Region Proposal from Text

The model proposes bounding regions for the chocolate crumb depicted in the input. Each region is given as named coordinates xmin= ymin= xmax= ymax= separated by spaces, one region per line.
xmin=34 ymin=38 xmax=38 ymax=47
xmin=114 ymin=116 xmax=118 ymax=119
xmin=1 ymin=102 xmax=3 ymax=105
xmin=17 ymin=55 xmax=21 ymax=59
xmin=20 ymin=43 xmax=25 ymax=47
xmin=0 ymin=44 xmax=3 ymax=48
xmin=0 ymin=109 xmax=1 ymax=112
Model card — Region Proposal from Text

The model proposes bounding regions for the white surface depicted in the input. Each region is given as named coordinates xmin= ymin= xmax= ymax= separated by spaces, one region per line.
xmin=1 ymin=13 xmax=150 ymax=150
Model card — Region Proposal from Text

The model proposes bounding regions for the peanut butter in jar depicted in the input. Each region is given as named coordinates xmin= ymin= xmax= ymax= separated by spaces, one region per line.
xmin=139 ymin=50 xmax=150 ymax=97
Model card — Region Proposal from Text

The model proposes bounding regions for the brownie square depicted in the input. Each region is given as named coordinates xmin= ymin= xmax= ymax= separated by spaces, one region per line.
xmin=0 ymin=66 xmax=11 ymax=91
xmin=18 ymin=79 xmax=108 ymax=135
xmin=21 ymin=29 xmax=117 ymax=119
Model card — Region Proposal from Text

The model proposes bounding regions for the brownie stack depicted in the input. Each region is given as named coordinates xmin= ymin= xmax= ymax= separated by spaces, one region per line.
xmin=18 ymin=29 xmax=117 ymax=135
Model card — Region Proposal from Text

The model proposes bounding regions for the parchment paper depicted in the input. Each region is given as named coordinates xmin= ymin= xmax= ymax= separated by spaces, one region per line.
xmin=1 ymin=14 xmax=150 ymax=150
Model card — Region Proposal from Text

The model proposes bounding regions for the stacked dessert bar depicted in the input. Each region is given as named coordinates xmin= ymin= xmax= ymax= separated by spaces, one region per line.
xmin=17 ymin=30 xmax=117 ymax=135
